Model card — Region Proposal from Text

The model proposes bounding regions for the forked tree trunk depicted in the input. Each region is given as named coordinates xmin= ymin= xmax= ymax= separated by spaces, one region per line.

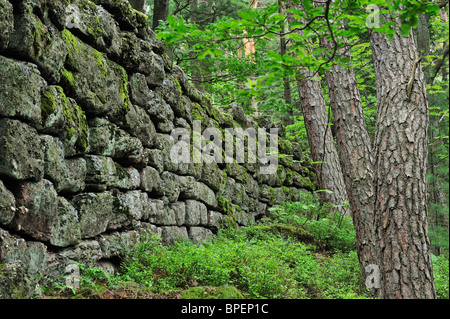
xmin=310 ymin=1 xmax=436 ymax=298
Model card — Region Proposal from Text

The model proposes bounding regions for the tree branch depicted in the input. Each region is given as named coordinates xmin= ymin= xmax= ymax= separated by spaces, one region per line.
xmin=172 ymin=0 xmax=190 ymax=16
xmin=430 ymin=43 xmax=449 ymax=83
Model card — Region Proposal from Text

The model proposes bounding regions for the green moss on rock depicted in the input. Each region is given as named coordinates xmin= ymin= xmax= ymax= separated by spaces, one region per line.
xmin=62 ymin=29 xmax=81 ymax=70
xmin=119 ymin=66 xmax=130 ymax=113
xmin=279 ymin=138 xmax=293 ymax=155
xmin=219 ymin=111 xmax=234 ymax=127
xmin=217 ymin=195 xmax=233 ymax=215
xmin=61 ymin=68 xmax=77 ymax=91
xmin=217 ymin=195 xmax=238 ymax=228
xmin=61 ymin=96 xmax=89 ymax=155
xmin=31 ymin=13 xmax=54 ymax=56
xmin=284 ymin=167 xmax=293 ymax=185
xmin=92 ymin=49 xmax=108 ymax=78
xmin=41 ymin=88 xmax=57 ymax=120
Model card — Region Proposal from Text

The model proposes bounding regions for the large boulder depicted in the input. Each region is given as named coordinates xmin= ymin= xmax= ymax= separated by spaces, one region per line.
xmin=123 ymin=103 xmax=156 ymax=147
xmin=188 ymin=227 xmax=214 ymax=244
xmin=8 ymin=9 xmax=67 ymax=83
xmin=0 ymin=119 xmax=44 ymax=181
xmin=0 ymin=0 xmax=13 ymax=51
xmin=0 ymin=56 xmax=45 ymax=125
xmin=184 ymin=200 xmax=208 ymax=227
xmin=9 ymin=179 xmax=58 ymax=242
xmin=60 ymin=29 xmax=129 ymax=124
xmin=140 ymin=166 xmax=161 ymax=193
xmin=40 ymin=135 xmax=86 ymax=193
xmin=120 ymin=32 xmax=165 ymax=87
xmin=0 ymin=228 xmax=47 ymax=277
xmin=71 ymin=192 xmax=114 ymax=239
xmin=51 ymin=198 xmax=82 ymax=247
xmin=38 ymin=86 xmax=89 ymax=157
xmin=160 ymin=226 xmax=188 ymax=244
xmin=0 ymin=181 xmax=16 ymax=226
xmin=65 ymin=0 xmax=123 ymax=59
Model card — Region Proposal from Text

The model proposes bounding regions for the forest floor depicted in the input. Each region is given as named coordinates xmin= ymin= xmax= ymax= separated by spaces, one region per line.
xmin=37 ymin=200 xmax=449 ymax=300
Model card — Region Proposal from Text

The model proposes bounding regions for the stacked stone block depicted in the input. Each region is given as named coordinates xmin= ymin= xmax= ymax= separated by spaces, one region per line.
xmin=0 ymin=0 xmax=317 ymax=296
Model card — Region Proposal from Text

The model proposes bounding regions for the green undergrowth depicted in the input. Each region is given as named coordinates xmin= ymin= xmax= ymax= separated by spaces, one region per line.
xmin=39 ymin=194 xmax=449 ymax=299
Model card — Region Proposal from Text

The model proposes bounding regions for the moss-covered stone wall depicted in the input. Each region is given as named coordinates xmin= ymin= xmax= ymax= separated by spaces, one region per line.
xmin=0 ymin=0 xmax=316 ymax=297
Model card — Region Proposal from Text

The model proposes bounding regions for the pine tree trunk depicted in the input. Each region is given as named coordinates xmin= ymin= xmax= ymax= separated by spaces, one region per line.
xmin=319 ymin=26 xmax=378 ymax=274
xmin=416 ymin=12 xmax=449 ymax=256
xmin=370 ymin=14 xmax=436 ymax=299
xmin=315 ymin=1 xmax=437 ymax=298
xmin=287 ymin=2 xmax=350 ymax=216
xmin=296 ymin=72 xmax=351 ymax=216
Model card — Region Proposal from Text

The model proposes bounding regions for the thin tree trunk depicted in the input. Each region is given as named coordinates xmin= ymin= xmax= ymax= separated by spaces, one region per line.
xmin=243 ymin=0 xmax=259 ymax=114
xmin=189 ymin=0 xmax=204 ymax=91
xmin=287 ymin=2 xmax=350 ymax=216
xmin=370 ymin=13 xmax=436 ymax=299
xmin=318 ymin=14 xmax=378 ymax=277
xmin=279 ymin=0 xmax=293 ymax=125
xmin=152 ymin=0 xmax=170 ymax=30
xmin=295 ymin=72 xmax=350 ymax=216
xmin=416 ymin=12 xmax=444 ymax=255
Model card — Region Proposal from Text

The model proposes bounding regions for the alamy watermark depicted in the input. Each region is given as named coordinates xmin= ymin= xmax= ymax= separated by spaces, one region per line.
xmin=65 ymin=4 xmax=82 ymax=29
xmin=170 ymin=120 xmax=279 ymax=175
xmin=65 ymin=263 xmax=80 ymax=290
xmin=365 ymin=264 xmax=380 ymax=289
xmin=366 ymin=4 xmax=381 ymax=29
xmin=64 ymin=3 xmax=381 ymax=31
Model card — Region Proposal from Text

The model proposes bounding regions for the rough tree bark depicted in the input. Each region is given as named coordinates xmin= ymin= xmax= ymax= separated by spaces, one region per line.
xmin=287 ymin=2 xmax=351 ymax=216
xmin=318 ymin=15 xmax=378 ymax=277
xmin=295 ymin=71 xmax=351 ymax=217
xmin=309 ymin=1 xmax=437 ymax=298
xmin=370 ymin=13 xmax=436 ymax=298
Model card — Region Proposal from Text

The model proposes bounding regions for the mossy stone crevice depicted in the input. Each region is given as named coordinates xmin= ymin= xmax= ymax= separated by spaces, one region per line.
xmin=41 ymin=88 xmax=57 ymax=121
xmin=61 ymin=94 xmax=89 ymax=155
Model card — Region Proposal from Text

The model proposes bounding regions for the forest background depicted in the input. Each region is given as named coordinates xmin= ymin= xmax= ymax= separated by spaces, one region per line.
xmin=149 ymin=0 xmax=448 ymax=259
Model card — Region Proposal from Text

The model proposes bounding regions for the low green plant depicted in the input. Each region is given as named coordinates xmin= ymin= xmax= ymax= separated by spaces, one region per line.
xmin=37 ymin=274 xmax=77 ymax=295
xmin=76 ymin=263 xmax=118 ymax=293
xmin=432 ymin=254 xmax=449 ymax=299
xmin=38 ymin=262 xmax=119 ymax=297
xmin=117 ymin=224 xmax=367 ymax=299
xmin=267 ymin=194 xmax=357 ymax=252
xmin=38 ymin=193 xmax=370 ymax=299
xmin=120 ymin=232 xmax=314 ymax=298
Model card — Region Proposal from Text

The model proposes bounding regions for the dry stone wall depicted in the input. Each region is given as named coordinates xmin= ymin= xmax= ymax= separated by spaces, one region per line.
xmin=0 ymin=0 xmax=317 ymax=297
